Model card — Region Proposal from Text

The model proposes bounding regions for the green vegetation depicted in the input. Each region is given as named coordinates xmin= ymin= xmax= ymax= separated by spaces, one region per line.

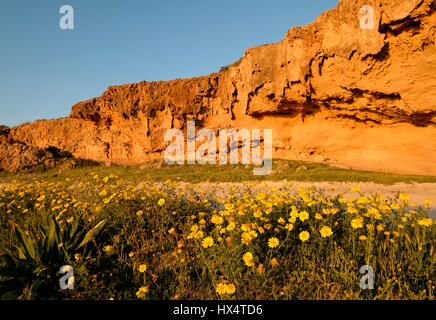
xmin=0 ymin=215 xmax=105 ymax=299
xmin=0 ymin=176 xmax=434 ymax=300
xmin=1 ymin=159 xmax=436 ymax=185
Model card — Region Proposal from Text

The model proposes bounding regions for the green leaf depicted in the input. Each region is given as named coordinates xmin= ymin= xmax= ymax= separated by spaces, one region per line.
xmin=17 ymin=248 xmax=26 ymax=260
xmin=31 ymin=279 xmax=44 ymax=293
xmin=0 ymin=248 xmax=18 ymax=266
xmin=45 ymin=216 xmax=58 ymax=251
xmin=1 ymin=290 xmax=21 ymax=300
xmin=70 ymin=219 xmax=79 ymax=237
xmin=14 ymin=226 xmax=36 ymax=260
xmin=78 ymin=220 xmax=106 ymax=248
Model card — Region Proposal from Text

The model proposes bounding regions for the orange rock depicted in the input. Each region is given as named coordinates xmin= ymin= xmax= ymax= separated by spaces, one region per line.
xmin=3 ymin=0 xmax=436 ymax=175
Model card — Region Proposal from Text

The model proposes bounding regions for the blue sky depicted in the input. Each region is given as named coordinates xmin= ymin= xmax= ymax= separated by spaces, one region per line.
xmin=0 ymin=0 xmax=338 ymax=127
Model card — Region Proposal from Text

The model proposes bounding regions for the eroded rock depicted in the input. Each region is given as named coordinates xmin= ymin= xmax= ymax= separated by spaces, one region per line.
xmin=3 ymin=0 xmax=436 ymax=175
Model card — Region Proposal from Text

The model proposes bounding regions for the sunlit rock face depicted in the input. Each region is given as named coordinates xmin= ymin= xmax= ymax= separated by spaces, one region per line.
xmin=4 ymin=0 xmax=436 ymax=175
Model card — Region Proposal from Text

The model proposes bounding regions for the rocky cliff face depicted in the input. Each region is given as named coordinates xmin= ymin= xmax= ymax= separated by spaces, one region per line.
xmin=0 ymin=125 xmax=68 ymax=172
xmin=4 ymin=0 xmax=436 ymax=174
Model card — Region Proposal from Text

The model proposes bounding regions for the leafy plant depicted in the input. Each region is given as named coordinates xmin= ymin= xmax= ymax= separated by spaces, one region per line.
xmin=0 ymin=215 xmax=106 ymax=300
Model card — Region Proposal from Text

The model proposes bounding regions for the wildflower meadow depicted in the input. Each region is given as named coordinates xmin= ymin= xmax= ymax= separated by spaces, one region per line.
xmin=0 ymin=171 xmax=434 ymax=300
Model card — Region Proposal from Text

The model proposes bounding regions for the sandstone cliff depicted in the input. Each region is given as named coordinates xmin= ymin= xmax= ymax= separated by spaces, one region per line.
xmin=3 ymin=0 xmax=436 ymax=174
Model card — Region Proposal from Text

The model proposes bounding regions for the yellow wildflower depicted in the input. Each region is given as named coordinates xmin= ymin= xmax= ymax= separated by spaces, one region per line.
xmin=376 ymin=224 xmax=385 ymax=232
xmin=136 ymin=286 xmax=149 ymax=299
xmin=351 ymin=218 xmax=364 ymax=229
xmin=350 ymin=185 xmax=361 ymax=192
xmin=202 ymin=237 xmax=214 ymax=248
xmin=299 ymin=231 xmax=310 ymax=242
xmin=270 ymin=258 xmax=279 ymax=266
xmin=268 ymin=237 xmax=279 ymax=248
xmin=285 ymin=223 xmax=294 ymax=231
xmin=216 ymin=282 xmax=236 ymax=295
xmin=211 ymin=215 xmax=224 ymax=225
xmin=243 ymin=252 xmax=255 ymax=267
xmin=319 ymin=226 xmax=333 ymax=238
xmin=138 ymin=264 xmax=147 ymax=273
xmin=299 ymin=211 xmax=309 ymax=222
xmin=216 ymin=283 xmax=227 ymax=295
xmin=399 ymin=193 xmax=410 ymax=203
xmin=226 ymin=283 xmax=236 ymax=295
xmin=418 ymin=218 xmax=433 ymax=227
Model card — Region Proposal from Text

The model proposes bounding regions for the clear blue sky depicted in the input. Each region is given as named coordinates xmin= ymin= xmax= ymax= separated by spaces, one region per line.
xmin=0 ymin=0 xmax=338 ymax=127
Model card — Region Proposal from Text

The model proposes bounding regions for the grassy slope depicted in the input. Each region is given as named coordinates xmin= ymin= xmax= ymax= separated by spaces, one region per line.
xmin=1 ymin=159 xmax=436 ymax=185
